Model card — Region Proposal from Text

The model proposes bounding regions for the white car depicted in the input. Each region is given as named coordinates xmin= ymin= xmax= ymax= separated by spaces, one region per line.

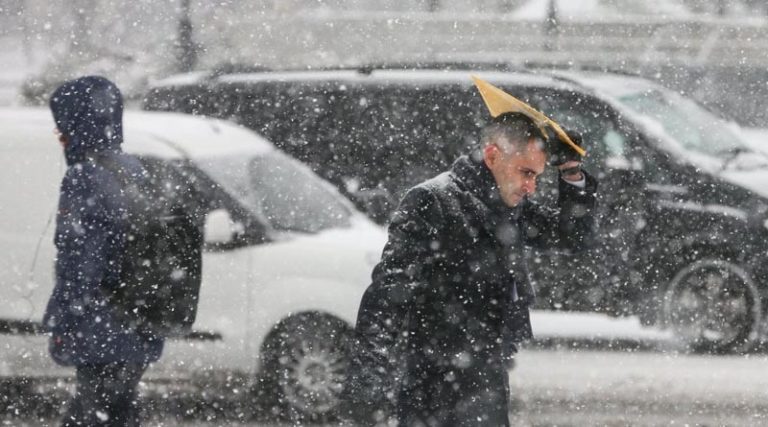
xmin=0 ymin=108 xmax=386 ymax=418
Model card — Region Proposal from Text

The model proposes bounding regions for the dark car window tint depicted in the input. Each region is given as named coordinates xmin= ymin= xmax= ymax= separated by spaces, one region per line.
xmin=249 ymin=151 xmax=351 ymax=233
xmin=234 ymin=83 xmax=350 ymax=181
xmin=528 ymin=89 xmax=628 ymax=173
xmin=343 ymin=84 xmax=487 ymax=197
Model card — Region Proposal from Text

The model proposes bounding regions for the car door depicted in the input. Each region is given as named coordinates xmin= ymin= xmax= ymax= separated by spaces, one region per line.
xmin=523 ymin=88 xmax=649 ymax=315
xmin=139 ymin=157 xmax=260 ymax=378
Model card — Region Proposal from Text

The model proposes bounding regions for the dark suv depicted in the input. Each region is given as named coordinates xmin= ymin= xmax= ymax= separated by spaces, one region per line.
xmin=144 ymin=67 xmax=768 ymax=353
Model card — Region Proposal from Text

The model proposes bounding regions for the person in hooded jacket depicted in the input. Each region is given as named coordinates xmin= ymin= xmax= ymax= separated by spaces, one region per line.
xmin=43 ymin=76 xmax=163 ymax=427
xmin=342 ymin=109 xmax=598 ymax=426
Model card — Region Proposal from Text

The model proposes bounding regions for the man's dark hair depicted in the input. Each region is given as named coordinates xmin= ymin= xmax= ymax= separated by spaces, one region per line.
xmin=480 ymin=112 xmax=548 ymax=155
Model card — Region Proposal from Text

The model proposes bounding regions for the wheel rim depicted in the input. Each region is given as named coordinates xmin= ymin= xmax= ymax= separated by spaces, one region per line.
xmin=275 ymin=323 xmax=349 ymax=416
xmin=664 ymin=259 xmax=759 ymax=352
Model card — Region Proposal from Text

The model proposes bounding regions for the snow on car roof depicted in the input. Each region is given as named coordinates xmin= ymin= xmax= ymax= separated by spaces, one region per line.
xmin=149 ymin=71 xmax=210 ymax=88
xmin=549 ymin=70 xmax=660 ymax=99
xmin=0 ymin=107 xmax=182 ymax=159
xmin=218 ymin=70 xmax=364 ymax=84
xmin=367 ymin=69 xmax=572 ymax=89
xmin=227 ymin=69 xmax=568 ymax=88
xmin=152 ymin=68 xmax=573 ymax=92
xmin=0 ymin=107 xmax=52 ymax=132
xmin=0 ymin=108 xmax=273 ymax=161
xmin=122 ymin=110 xmax=273 ymax=160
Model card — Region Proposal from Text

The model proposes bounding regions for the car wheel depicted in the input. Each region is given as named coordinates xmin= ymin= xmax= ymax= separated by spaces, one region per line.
xmin=260 ymin=312 xmax=351 ymax=421
xmin=663 ymin=258 xmax=761 ymax=353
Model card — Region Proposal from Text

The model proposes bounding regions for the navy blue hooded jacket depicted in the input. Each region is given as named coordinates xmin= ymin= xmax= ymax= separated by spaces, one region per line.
xmin=43 ymin=76 xmax=164 ymax=366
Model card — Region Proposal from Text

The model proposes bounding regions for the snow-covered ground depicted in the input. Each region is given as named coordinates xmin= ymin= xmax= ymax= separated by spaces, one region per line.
xmin=0 ymin=311 xmax=670 ymax=380
xmin=509 ymin=347 xmax=768 ymax=426
xmin=4 ymin=310 xmax=767 ymax=425
xmin=531 ymin=310 xmax=671 ymax=342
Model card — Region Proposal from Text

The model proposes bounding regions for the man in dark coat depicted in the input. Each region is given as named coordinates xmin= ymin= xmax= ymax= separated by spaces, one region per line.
xmin=344 ymin=110 xmax=598 ymax=426
xmin=43 ymin=76 xmax=163 ymax=427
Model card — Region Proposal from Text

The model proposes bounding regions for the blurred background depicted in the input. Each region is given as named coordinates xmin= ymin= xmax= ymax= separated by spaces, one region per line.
xmin=1 ymin=0 xmax=767 ymax=128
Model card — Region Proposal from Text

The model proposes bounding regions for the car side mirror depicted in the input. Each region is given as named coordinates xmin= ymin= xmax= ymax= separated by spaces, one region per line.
xmin=204 ymin=208 xmax=237 ymax=245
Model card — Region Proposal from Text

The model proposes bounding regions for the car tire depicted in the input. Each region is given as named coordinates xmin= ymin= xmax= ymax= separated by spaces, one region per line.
xmin=259 ymin=312 xmax=352 ymax=421
xmin=662 ymin=258 xmax=761 ymax=353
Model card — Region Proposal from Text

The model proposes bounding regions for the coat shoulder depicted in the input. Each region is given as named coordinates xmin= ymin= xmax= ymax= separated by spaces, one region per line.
xmin=410 ymin=171 xmax=465 ymax=209
xmin=397 ymin=170 xmax=483 ymax=239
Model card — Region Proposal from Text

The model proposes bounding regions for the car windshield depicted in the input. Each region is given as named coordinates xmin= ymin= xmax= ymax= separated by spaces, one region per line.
xmin=197 ymin=151 xmax=351 ymax=234
xmin=248 ymin=151 xmax=351 ymax=233
xmin=618 ymin=89 xmax=753 ymax=159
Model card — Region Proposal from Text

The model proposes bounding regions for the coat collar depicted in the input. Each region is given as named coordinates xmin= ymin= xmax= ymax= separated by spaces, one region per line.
xmin=451 ymin=152 xmax=521 ymax=218
xmin=450 ymin=152 xmax=523 ymax=240
xmin=451 ymin=153 xmax=536 ymax=304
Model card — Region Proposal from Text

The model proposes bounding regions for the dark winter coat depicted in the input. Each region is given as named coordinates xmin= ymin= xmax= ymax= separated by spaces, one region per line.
xmin=346 ymin=153 xmax=597 ymax=426
xmin=43 ymin=76 xmax=164 ymax=366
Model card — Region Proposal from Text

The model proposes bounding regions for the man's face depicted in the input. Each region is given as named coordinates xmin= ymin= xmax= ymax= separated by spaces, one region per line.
xmin=483 ymin=137 xmax=547 ymax=207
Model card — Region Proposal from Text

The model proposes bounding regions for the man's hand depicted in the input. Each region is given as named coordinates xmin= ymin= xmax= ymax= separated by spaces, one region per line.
xmin=550 ymin=128 xmax=584 ymax=168
xmin=559 ymin=160 xmax=584 ymax=182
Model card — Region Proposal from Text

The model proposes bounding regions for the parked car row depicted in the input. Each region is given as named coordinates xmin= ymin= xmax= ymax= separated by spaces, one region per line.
xmin=0 ymin=108 xmax=386 ymax=419
xmin=3 ymin=64 xmax=767 ymax=421
xmin=144 ymin=66 xmax=768 ymax=354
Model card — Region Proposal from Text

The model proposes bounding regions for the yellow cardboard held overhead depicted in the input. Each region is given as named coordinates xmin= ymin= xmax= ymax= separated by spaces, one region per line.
xmin=471 ymin=75 xmax=587 ymax=157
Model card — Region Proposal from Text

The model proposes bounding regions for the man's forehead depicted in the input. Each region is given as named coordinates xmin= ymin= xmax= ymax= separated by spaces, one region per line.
xmin=502 ymin=136 xmax=544 ymax=154
xmin=517 ymin=155 xmax=546 ymax=173
xmin=508 ymin=141 xmax=547 ymax=172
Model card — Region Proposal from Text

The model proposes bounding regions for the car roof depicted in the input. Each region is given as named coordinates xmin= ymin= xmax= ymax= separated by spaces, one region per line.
xmin=151 ymin=68 xmax=579 ymax=92
xmin=150 ymin=66 xmax=671 ymax=103
xmin=149 ymin=66 xmax=680 ymax=112
xmin=123 ymin=110 xmax=273 ymax=160
xmin=0 ymin=108 xmax=273 ymax=160
xmin=548 ymin=70 xmax=662 ymax=99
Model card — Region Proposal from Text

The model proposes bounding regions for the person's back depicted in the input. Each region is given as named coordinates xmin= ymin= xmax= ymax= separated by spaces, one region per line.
xmin=44 ymin=76 xmax=163 ymax=426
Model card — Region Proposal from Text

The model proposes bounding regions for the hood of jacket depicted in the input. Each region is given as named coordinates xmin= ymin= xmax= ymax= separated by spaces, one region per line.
xmin=49 ymin=76 xmax=123 ymax=166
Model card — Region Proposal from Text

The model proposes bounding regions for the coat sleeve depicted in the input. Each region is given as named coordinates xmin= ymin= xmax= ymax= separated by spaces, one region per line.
xmin=521 ymin=170 xmax=598 ymax=251
xmin=342 ymin=186 xmax=444 ymax=417
xmin=45 ymin=165 xmax=118 ymax=334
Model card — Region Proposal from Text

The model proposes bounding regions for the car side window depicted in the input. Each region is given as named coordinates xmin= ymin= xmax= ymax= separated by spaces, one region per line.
xmin=138 ymin=157 xmax=212 ymax=218
xmin=140 ymin=157 xmax=268 ymax=248
xmin=529 ymin=89 xmax=630 ymax=175
xmin=603 ymin=129 xmax=627 ymax=157
xmin=345 ymin=84 xmax=487 ymax=196
xmin=234 ymin=83 xmax=336 ymax=162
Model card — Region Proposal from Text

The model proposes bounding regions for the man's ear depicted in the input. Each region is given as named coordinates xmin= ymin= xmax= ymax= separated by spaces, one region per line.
xmin=483 ymin=144 xmax=500 ymax=169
